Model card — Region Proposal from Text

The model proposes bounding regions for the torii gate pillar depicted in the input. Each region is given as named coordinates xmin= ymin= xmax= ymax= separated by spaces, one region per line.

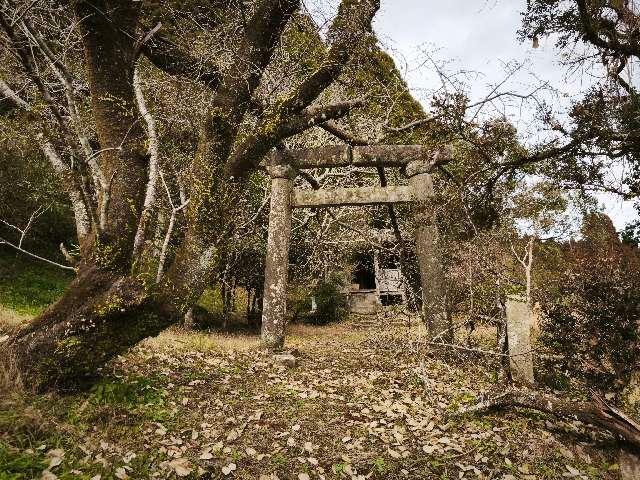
xmin=261 ymin=164 xmax=296 ymax=350
xmin=259 ymin=145 xmax=451 ymax=350
xmin=407 ymin=161 xmax=448 ymax=341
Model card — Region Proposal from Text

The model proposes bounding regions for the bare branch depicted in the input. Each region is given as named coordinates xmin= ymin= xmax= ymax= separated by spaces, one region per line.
xmin=0 ymin=238 xmax=76 ymax=271
xmin=40 ymin=139 xmax=92 ymax=240
xmin=457 ymin=388 xmax=640 ymax=449
xmin=0 ymin=78 xmax=29 ymax=110
xmin=0 ymin=211 xmax=76 ymax=271
xmin=132 ymin=68 xmax=161 ymax=260
xmin=19 ymin=15 xmax=102 ymax=184
xmin=156 ymin=170 xmax=190 ymax=283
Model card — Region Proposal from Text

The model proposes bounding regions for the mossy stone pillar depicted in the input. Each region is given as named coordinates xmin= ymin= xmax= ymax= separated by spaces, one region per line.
xmin=261 ymin=164 xmax=296 ymax=350
xmin=505 ymin=294 xmax=535 ymax=385
xmin=407 ymin=161 xmax=448 ymax=340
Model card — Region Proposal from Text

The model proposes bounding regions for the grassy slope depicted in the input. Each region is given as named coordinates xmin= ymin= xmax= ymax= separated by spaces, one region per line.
xmin=0 ymin=319 xmax=622 ymax=480
xmin=0 ymin=249 xmax=72 ymax=317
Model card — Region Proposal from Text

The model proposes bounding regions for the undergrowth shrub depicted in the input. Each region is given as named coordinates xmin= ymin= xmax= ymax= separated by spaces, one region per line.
xmin=538 ymin=214 xmax=640 ymax=393
xmin=304 ymin=274 xmax=349 ymax=325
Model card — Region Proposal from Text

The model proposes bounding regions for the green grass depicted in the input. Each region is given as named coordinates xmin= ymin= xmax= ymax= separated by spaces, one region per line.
xmin=0 ymin=250 xmax=72 ymax=315
xmin=0 ymin=442 xmax=48 ymax=480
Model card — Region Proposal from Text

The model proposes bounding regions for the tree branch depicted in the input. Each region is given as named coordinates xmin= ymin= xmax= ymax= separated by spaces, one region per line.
xmin=132 ymin=67 xmax=161 ymax=260
xmin=277 ymin=0 xmax=380 ymax=116
xmin=281 ymin=98 xmax=366 ymax=137
xmin=576 ymin=0 xmax=640 ymax=58
xmin=19 ymin=15 xmax=102 ymax=184
xmin=141 ymin=30 xmax=222 ymax=88
xmin=226 ymin=98 xmax=365 ymax=177
xmin=224 ymin=0 xmax=380 ymax=177
xmin=0 ymin=238 xmax=76 ymax=271
xmin=0 ymin=212 xmax=76 ymax=271
xmin=320 ymin=121 xmax=371 ymax=146
xmin=457 ymin=388 xmax=640 ymax=449
xmin=0 ymin=78 xmax=29 ymax=110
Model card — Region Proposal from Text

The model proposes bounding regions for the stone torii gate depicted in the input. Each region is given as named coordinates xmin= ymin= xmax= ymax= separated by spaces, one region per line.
xmin=260 ymin=144 xmax=449 ymax=350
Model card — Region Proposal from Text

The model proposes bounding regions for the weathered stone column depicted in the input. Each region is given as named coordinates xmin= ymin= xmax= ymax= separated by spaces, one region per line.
xmin=261 ymin=165 xmax=296 ymax=350
xmin=505 ymin=294 xmax=535 ymax=384
xmin=407 ymin=161 xmax=448 ymax=340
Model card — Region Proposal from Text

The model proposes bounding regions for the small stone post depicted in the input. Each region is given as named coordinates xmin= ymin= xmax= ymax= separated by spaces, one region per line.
xmin=505 ymin=294 xmax=535 ymax=384
xmin=261 ymin=164 xmax=296 ymax=350
xmin=407 ymin=161 xmax=448 ymax=340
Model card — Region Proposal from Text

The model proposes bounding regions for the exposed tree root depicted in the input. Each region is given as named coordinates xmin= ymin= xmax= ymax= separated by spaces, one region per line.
xmin=7 ymin=265 xmax=178 ymax=391
xmin=456 ymin=388 xmax=640 ymax=450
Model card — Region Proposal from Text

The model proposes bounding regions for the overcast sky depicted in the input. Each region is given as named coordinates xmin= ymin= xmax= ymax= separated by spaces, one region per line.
xmin=366 ymin=0 xmax=638 ymax=230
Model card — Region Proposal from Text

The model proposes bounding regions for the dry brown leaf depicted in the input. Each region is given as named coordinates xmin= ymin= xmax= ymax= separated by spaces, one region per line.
xmin=169 ymin=458 xmax=192 ymax=477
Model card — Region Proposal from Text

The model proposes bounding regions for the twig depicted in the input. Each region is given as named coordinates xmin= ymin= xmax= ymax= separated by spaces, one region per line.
xmin=0 ymin=238 xmax=75 ymax=271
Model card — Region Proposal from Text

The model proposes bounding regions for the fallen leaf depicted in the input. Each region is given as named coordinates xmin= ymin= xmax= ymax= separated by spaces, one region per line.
xmin=114 ymin=467 xmax=128 ymax=479
xmin=222 ymin=463 xmax=237 ymax=476
xmin=200 ymin=449 xmax=214 ymax=460
xmin=565 ymin=465 xmax=581 ymax=477
xmin=169 ymin=458 xmax=193 ymax=477
xmin=46 ymin=449 xmax=64 ymax=459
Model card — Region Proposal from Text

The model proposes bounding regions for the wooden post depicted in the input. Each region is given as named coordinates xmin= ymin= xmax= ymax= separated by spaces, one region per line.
xmin=261 ymin=164 xmax=296 ymax=350
xmin=407 ymin=161 xmax=448 ymax=340
xmin=505 ymin=294 xmax=535 ymax=384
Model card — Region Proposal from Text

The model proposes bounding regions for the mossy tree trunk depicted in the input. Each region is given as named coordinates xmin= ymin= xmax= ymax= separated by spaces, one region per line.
xmin=5 ymin=0 xmax=381 ymax=390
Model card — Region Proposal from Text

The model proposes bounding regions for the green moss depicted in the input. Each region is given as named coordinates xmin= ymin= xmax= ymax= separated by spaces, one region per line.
xmin=94 ymin=294 xmax=125 ymax=317
xmin=92 ymin=238 xmax=123 ymax=271
xmin=54 ymin=337 xmax=83 ymax=358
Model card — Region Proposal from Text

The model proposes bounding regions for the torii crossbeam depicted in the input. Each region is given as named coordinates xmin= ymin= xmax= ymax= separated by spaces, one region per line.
xmin=260 ymin=145 xmax=449 ymax=349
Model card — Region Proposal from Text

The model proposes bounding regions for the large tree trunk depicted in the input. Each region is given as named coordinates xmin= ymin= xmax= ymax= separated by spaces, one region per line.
xmin=3 ymin=1 xmax=178 ymax=391
xmin=75 ymin=0 xmax=148 ymax=270
xmin=7 ymin=122 xmax=243 ymax=389
xmin=7 ymin=265 xmax=178 ymax=390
